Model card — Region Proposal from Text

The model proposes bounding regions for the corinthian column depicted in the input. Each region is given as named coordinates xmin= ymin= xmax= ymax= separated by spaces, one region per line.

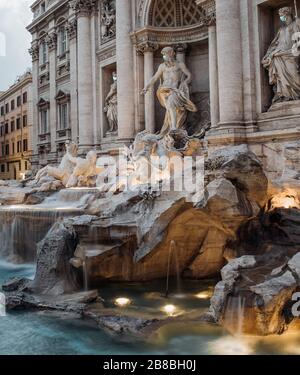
xmin=116 ymin=0 xmax=135 ymax=141
xmin=71 ymin=0 xmax=94 ymax=150
xmin=215 ymin=0 xmax=243 ymax=128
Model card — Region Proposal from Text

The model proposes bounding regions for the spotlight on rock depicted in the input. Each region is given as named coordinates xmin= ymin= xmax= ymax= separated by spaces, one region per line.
xmin=271 ymin=193 xmax=300 ymax=209
xmin=115 ymin=297 xmax=131 ymax=307
xmin=195 ymin=292 xmax=211 ymax=300
xmin=162 ymin=304 xmax=177 ymax=316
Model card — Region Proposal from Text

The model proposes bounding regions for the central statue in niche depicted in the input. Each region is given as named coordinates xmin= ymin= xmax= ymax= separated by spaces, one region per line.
xmin=262 ymin=7 xmax=300 ymax=104
xmin=142 ymin=46 xmax=197 ymax=134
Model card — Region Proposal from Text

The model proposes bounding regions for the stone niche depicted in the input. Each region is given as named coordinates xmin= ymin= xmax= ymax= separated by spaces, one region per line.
xmin=258 ymin=0 xmax=300 ymax=113
xmin=152 ymin=41 xmax=210 ymax=134
xmin=101 ymin=62 xmax=117 ymax=137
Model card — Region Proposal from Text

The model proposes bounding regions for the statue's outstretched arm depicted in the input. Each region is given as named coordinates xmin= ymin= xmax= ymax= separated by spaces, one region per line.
xmin=141 ymin=64 xmax=163 ymax=94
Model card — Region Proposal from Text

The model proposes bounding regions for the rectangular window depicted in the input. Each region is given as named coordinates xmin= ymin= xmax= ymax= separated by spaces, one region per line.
xmin=16 ymin=118 xmax=21 ymax=130
xmin=5 ymin=144 xmax=9 ymax=155
xmin=0 ymin=125 xmax=3 ymax=137
xmin=40 ymin=42 xmax=47 ymax=65
xmin=0 ymin=164 xmax=4 ymax=173
xmin=0 ymin=107 xmax=4 ymax=116
xmin=17 ymin=96 xmax=21 ymax=107
xmin=23 ymin=115 xmax=27 ymax=127
xmin=11 ymin=100 xmax=15 ymax=110
xmin=23 ymin=139 xmax=28 ymax=152
xmin=17 ymin=140 xmax=21 ymax=153
xmin=5 ymin=123 xmax=8 ymax=134
xmin=23 ymin=92 xmax=27 ymax=104
xmin=59 ymin=103 xmax=68 ymax=130
xmin=25 ymin=161 xmax=28 ymax=170
xmin=60 ymin=29 xmax=67 ymax=55
xmin=12 ymin=142 xmax=15 ymax=154
xmin=10 ymin=120 xmax=15 ymax=132
xmin=40 ymin=109 xmax=48 ymax=134
xmin=5 ymin=103 xmax=9 ymax=113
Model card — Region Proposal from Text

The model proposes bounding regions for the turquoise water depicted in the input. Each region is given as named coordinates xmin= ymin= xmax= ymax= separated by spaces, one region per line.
xmin=0 ymin=261 xmax=299 ymax=355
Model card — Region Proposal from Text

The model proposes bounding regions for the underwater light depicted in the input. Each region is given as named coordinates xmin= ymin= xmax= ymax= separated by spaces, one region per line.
xmin=162 ymin=304 xmax=177 ymax=316
xmin=195 ymin=292 xmax=211 ymax=300
xmin=114 ymin=297 xmax=131 ymax=307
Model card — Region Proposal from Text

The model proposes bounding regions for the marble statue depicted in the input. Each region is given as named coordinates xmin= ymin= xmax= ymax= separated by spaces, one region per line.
xmin=66 ymin=150 xmax=103 ymax=188
xmin=262 ymin=7 xmax=300 ymax=104
xmin=142 ymin=46 xmax=197 ymax=135
xmin=104 ymin=72 xmax=118 ymax=133
xmin=100 ymin=0 xmax=116 ymax=42
xmin=35 ymin=141 xmax=78 ymax=186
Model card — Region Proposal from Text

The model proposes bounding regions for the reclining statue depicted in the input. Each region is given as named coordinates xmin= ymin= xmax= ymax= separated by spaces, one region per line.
xmin=35 ymin=141 xmax=78 ymax=186
xmin=66 ymin=150 xmax=103 ymax=188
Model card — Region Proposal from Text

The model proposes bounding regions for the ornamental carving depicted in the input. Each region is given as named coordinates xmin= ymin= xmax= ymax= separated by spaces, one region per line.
xmin=29 ymin=45 xmax=39 ymax=61
xmin=66 ymin=19 xmax=77 ymax=39
xmin=136 ymin=41 xmax=159 ymax=55
xmin=196 ymin=0 xmax=216 ymax=26
xmin=100 ymin=0 xmax=116 ymax=43
xmin=70 ymin=0 xmax=98 ymax=16
xmin=46 ymin=32 xmax=57 ymax=51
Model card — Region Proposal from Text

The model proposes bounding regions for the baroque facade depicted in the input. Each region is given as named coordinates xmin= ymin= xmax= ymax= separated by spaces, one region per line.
xmin=27 ymin=0 xmax=300 ymax=175
xmin=0 ymin=72 xmax=33 ymax=180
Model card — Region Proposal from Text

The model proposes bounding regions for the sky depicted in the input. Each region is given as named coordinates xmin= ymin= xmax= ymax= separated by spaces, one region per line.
xmin=0 ymin=0 xmax=33 ymax=91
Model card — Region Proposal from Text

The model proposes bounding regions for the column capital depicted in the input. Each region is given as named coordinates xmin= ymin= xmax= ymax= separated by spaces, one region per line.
xmin=66 ymin=19 xmax=77 ymax=40
xmin=174 ymin=43 xmax=188 ymax=54
xmin=29 ymin=44 xmax=39 ymax=62
xmin=196 ymin=0 xmax=216 ymax=26
xmin=136 ymin=41 xmax=159 ymax=55
xmin=46 ymin=32 xmax=57 ymax=52
xmin=70 ymin=0 xmax=98 ymax=17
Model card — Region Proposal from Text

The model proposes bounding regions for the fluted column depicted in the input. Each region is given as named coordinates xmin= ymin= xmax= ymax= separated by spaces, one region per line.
xmin=66 ymin=19 xmax=79 ymax=143
xmin=208 ymin=25 xmax=219 ymax=128
xmin=72 ymin=0 xmax=94 ymax=150
xmin=29 ymin=42 xmax=39 ymax=169
xmin=46 ymin=32 xmax=57 ymax=154
xmin=116 ymin=0 xmax=135 ymax=140
xmin=215 ymin=0 xmax=243 ymax=127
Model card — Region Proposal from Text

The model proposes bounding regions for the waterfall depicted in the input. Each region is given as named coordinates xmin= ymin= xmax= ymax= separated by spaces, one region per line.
xmin=223 ymin=295 xmax=246 ymax=336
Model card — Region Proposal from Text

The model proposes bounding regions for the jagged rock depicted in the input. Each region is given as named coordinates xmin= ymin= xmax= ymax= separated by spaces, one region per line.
xmin=288 ymin=252 xmax=300 ymax=279
xmin=95 ymin=315 xmax=160 ymax=341
xmin=2 ymin=277 xmax=30 ymax=292
xmin=30 ymin=221 xmax=80 ymax=296
xmin=24 ymin=191 xmax=52 ymax=205
xmin=5 ymin=290 xmax=100 ymax=314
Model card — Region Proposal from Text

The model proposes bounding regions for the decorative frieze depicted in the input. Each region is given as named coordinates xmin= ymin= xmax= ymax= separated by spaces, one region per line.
xmin=100 ymin=0 xmax=116 ymax=44
xmin=131 ymin=25 xmax=208 ymax=47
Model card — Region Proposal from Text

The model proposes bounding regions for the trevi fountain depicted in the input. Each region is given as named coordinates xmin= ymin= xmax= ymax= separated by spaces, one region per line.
xmin=1 ymin=1 xmax=300 ymax=356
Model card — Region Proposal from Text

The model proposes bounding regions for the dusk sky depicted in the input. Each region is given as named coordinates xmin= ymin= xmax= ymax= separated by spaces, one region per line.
xmin=0 ymin=0 xmax=33 ymax=91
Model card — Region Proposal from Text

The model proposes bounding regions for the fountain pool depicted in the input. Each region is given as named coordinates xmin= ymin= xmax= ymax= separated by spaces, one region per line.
xmin=0 ymin=260 xmax=300 ymax=355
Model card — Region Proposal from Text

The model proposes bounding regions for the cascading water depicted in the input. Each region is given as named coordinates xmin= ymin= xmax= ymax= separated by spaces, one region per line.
xmin=223 ymin=295 xmax=246 ymax=336
xmin=165 ymin=240 xmax=182 ymax=298
xmin=0 ymin=189 xmax=95 ymax=263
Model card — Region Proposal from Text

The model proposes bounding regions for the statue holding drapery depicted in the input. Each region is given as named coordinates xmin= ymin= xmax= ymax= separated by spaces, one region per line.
xmin=262 ymin=7 xmax=300 ymax=104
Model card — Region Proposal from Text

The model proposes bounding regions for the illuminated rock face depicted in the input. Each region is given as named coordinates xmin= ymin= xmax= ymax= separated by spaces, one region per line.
xmin=208 ymin=208 xmax=300 ymax=336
